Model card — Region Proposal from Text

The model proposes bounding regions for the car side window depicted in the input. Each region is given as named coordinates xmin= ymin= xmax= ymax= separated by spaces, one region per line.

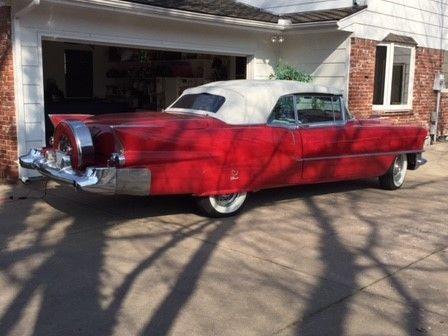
xmin=268 ymin=95 xmax=296 ymax=126
xmin=295 ymin=95 xmax=342 ymax=124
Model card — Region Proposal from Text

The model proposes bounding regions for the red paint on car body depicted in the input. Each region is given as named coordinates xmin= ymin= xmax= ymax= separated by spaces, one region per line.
xmin=50 ymin=111 xmax=427 ymax=197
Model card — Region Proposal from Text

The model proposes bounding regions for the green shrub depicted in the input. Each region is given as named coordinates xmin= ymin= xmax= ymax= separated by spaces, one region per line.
xmin=269 ymin=63 xmax=312 ymax=83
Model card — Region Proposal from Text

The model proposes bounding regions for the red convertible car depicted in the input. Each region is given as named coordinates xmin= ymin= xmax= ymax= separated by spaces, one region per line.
xmin=20 ymin=80 xmax=427 ymax=217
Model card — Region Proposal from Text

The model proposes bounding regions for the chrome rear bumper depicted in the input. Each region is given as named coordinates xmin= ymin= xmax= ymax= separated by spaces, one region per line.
xmin=19 ymin=149 xmax=150 ymax=196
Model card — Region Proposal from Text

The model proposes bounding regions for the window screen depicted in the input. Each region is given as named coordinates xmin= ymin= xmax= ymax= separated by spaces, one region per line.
xmin=171 ymin=93 xmax=225 ymax=113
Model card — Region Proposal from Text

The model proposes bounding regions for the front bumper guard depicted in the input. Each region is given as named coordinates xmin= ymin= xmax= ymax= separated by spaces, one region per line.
xmin=19 ymin=149 xmax=150 ymax=196
xmin=408 ymin=152 xmax=427 ymax=170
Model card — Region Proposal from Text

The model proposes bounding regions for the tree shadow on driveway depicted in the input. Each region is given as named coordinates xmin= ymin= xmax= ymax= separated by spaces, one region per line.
xmin=0 ymin=182 xmax=237 ymax=336
xmin=0 ymin=174 xmax=446 ymax=335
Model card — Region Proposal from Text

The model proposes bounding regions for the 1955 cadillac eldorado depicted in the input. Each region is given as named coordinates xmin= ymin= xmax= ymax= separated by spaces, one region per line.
xmin=20 ymin=80 xmax=427 ymax=217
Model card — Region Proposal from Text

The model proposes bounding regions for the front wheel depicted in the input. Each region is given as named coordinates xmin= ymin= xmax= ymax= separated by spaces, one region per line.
xmin=196 ymin=192 xmax=247 ymax=217
xmin=379 ymin=154 xmax=408 ymax=190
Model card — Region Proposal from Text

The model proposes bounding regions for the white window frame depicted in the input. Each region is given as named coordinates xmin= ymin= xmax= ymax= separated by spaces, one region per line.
xmin=441 ymin=51 xmax=448 ymax=93
xmin=372 ymin=43 xmax=416 ymax=112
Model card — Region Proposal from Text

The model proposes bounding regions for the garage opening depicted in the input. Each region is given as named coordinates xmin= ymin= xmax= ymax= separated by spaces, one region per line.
xmin=42 ymin=41 xmax=247 ymax=143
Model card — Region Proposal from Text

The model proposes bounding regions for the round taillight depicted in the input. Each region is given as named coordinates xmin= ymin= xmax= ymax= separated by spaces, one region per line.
xmin=53 ymin=121 xmax=95 ymax=170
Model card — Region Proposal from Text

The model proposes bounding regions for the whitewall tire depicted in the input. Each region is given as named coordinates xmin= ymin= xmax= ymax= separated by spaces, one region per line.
xmin=196 ymin=193 xmax=247 ymax=217
xmin=379 ymin=154 xmax=408 ymax=190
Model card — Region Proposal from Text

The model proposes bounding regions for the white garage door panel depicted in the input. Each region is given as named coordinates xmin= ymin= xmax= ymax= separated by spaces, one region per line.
xmin=24 ymin=103 xmax=43 ymax=123
xmin=20 ymin=28 xmax=39 ymax=47
xmin=22 ymin=66 xmax=41 ymax=85
xmin=25 ymin=140 xmax=44 ymax=152
xmin=25 ymin=122 xmax=43 ymax=142
xmin=21 ymin=46 xmax=39 ymax=66
xmin=23 ymin=85 xmax=43 ymax=104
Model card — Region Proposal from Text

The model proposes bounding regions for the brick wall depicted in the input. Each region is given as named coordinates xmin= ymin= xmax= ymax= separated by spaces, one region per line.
xmin=412 ymin=47 xmax=443 ymax=129
xmin=348 ymin=37 xmax=445 ymax=135
xmin=0 ymin=6 xmax=17 ymax=181
xmin=348 ymin=38 xmax=378 ymax=119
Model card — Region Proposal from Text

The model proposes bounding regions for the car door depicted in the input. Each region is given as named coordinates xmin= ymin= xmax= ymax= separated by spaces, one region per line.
xmin=338 ymin=106 xmax=396 ymax=179
xmin=295 ymin=94 xmax=348 ymax=181
xmin=265 ymin=94 xmax=302 ymax=187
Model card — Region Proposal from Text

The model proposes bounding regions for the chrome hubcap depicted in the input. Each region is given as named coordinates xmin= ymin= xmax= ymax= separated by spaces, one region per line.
xmin=393 ymin=154 xmax=406 ymax=186
xmin=215 ymin=194 xmax=238 ymax=207
xmin=209 ymin=192 xmax=247 ymax=215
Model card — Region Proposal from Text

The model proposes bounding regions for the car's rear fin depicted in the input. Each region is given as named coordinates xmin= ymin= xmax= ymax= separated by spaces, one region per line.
xmin=49 ymin=114 xmax=93 ymax=127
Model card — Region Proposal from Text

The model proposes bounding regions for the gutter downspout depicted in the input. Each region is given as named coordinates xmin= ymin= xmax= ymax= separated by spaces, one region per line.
xmin=434 ymin=87 xmax=442 ymax=143
xmin=14 ymin=0 xmax=40 ymax=18
xmin=432 ymin=71 xmax=445 ymax=143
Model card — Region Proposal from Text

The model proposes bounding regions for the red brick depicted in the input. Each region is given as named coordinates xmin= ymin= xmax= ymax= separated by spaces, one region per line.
xmin=0 ymin=6 xmax=17 ymax=182
xmin=348 ymin=37 xmax=446 ymax=135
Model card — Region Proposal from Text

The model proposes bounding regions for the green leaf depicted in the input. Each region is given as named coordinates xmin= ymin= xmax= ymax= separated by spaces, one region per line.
xmin=270 ymin=63 xmax=312 ymax=83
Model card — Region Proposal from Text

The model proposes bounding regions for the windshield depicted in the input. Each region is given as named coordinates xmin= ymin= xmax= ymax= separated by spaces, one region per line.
xmin=169 ymin=93 xmax=225 ymax=113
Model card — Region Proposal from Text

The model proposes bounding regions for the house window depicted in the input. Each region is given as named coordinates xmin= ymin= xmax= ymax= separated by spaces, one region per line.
xmin=372 ymin=43 xmax=415 ymax=111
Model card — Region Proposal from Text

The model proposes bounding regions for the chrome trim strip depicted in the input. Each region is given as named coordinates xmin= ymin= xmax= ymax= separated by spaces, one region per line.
xmin=65 ymin=121 xmax=94 ymax=168
xmin=19 ymin=149 xmax=150 ymax=196
xmin=109 ymin=152 xmax=126 ymax=167
xmin=297 ymin=150 xmax=425 ymax=162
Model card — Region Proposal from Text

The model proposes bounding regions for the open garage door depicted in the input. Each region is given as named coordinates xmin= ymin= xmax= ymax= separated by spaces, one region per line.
xmin=42 ymin=41 xmax=247 ymax=143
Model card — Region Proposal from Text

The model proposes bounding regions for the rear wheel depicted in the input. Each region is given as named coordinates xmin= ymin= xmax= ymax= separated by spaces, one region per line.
xmin=379 ymin=154 xmax=408 ymax=190
xmin=196 ymin=192 xmax=247 ymax=217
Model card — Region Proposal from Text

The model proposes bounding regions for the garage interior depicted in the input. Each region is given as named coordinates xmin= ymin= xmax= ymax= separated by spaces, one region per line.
xmin=42 ymin=40 xmax=247 ymax=142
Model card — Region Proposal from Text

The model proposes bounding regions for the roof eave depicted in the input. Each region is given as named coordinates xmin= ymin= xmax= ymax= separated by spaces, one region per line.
xmin=44 ymin=0 xmax=279 ymax=32
xmin=337 ymin=6 xmax=368 ymax=31
xmin=286 ymin=20 xmax=339 ymax=32
xmin=42 ymin=0 xmax=343 ymax=33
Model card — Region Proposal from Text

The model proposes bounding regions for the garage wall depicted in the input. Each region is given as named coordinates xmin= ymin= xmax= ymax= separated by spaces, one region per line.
xmin=12 ymin=2 xmax=351 ymax=178
xmin=281 ymin=31 xmax=351 ymax=96
xmin=13 ymin=2 xmax=279 ymax=177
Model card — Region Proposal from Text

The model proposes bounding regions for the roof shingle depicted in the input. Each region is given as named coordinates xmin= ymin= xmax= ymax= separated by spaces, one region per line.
xmin=122 ymin=0 xmax=366 ymax=24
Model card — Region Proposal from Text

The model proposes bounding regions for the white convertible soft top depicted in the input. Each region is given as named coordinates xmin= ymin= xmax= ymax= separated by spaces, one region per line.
xmin=166 ymin=80 xmax=342 ymax=125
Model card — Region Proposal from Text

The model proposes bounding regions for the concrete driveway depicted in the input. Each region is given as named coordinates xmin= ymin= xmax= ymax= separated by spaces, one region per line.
xmin=0 ymin=144 xmax=447 ymax=336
